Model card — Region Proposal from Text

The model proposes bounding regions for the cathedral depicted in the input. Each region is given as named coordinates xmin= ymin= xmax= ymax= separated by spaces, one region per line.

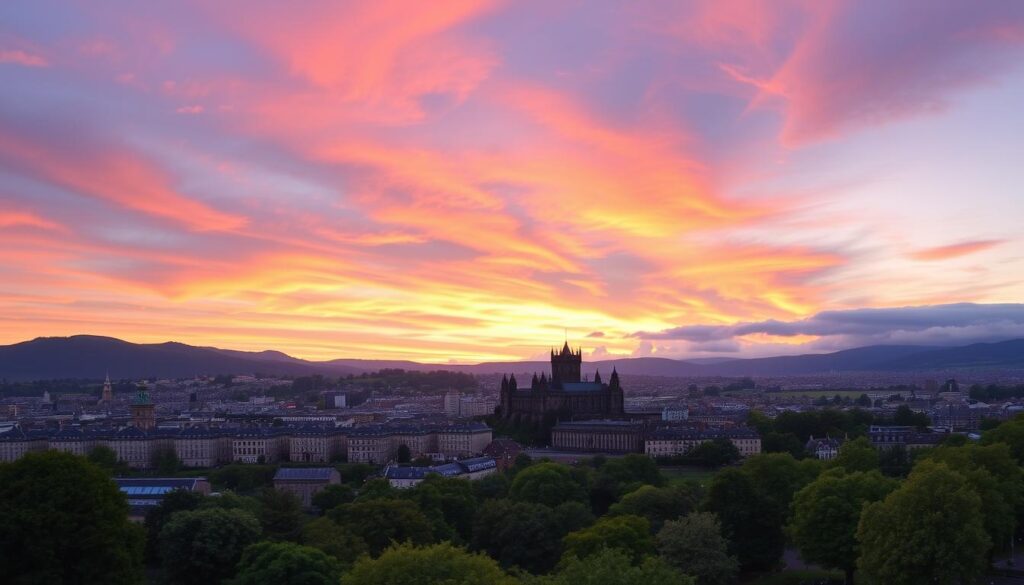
xmin=498 ymin=342 xmax=625 ymax=422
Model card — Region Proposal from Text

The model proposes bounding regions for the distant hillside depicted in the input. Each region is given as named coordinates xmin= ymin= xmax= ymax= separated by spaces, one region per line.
xmin=1 ymin=335 xmax=1023 ymax=381
xmin=0 ymin=336 xmax=358 ymax=381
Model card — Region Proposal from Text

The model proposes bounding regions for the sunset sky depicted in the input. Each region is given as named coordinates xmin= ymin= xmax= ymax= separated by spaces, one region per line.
xmin=1 ymin=1 xmax=1023 ymax=363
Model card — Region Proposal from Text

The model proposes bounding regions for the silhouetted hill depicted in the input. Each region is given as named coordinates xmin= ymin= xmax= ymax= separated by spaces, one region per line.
xmin=0 ymin=336 xmax=358 ymax=381
xmin=1 ymin=335 xmax=1023 ymax=381
xmin=876 ymin=339 xmax=1024 ymax=370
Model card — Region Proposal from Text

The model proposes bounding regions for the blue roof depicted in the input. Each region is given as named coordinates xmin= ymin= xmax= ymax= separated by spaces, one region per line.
xmin=458 ymin=457 xmax=497 ymax=473
xmin=560 ymin=382 xmax=606 ymax=393
xmin=274 ymin=467 xmax=336 ymax=481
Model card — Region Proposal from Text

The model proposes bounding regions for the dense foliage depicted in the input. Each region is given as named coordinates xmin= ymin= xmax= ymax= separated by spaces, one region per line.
xmin=10 ymin=414 xmax=1024 ymax=585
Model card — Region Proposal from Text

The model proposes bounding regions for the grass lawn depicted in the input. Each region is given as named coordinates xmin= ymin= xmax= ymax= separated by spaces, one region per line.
xmin=660 ymin=466 xmax=718 ymax=486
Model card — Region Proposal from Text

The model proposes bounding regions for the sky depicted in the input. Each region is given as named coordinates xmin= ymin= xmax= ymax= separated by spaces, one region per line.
xmin=1 ymin=1 xmax=1023 ymax=363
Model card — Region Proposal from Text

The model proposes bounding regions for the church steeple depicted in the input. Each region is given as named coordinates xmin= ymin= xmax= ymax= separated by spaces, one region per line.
xmin=101 ymin=372 xmax=113 ymax=403
xmin=594 ymin=369 xmax=602 ymax=384
xmin=609 ymin=367 xmax=620 ymax=390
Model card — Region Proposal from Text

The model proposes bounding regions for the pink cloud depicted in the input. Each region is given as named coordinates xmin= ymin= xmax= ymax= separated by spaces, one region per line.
xmin=0 ymin=49 xmax=48 ymax=67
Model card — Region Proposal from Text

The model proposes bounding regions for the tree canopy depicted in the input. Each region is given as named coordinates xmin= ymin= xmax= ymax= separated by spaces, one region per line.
xmin=788 ymin=469 xmax=895 ymax=584
xmin=562 ymin=514 xmax=655 ymax=564
xmin=341 ymin=542 xmax=518 ymax=585
xmin=471 ymin=499 xmax=562 ymax=574
xmin=159 ymin=507 xmax=262 ymax=585
xmin=0 ymin=451 xmax=144 ymax=585
xmin=329 ymin=498 xmax=434 ymax=556
xmin=857 ymin=461 xmax=990 ymax=585
xmin=656 ymin=512 xmax=737 ymax=585
xmin=231 ymin=542 xmax=341 ymax=585
xmin=541 ymin=548 xmax=695 ymax=585
xmin=510 ymin=462 xmax=588 ymax=508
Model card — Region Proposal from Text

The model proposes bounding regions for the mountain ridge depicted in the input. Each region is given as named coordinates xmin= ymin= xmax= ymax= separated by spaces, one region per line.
xmin=0 ymin=335 xmax=1022 ymax=381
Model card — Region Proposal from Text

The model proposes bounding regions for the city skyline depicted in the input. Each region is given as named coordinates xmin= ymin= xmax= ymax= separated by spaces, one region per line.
xmin=2 ymin=1 xmax=1023 ymax=362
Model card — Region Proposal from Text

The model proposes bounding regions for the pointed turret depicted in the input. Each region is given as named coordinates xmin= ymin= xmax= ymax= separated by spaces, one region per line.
xmin=501 ymin=375 xmax=509 ymax=393
xmin=609 ymin=367 xmax=620 ymax=390
xmin=594 ymin=370 xmax=602 ymax=384
xmin=509 ymin=374 xmax=517 ymax=391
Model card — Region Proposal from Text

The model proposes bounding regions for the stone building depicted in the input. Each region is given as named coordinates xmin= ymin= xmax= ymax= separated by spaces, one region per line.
xmin=643 ymin=427 xmax=761 ymax=458
xmin=551 ymin=420 xmax=644 ymax=453
xmin=273 ymin=467 xmax=341 ymax=508
xmin=499 ymin=342 xmax=624 ymax=423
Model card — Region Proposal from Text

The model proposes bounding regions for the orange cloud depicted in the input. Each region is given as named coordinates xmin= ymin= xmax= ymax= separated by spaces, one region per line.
xmin=910 ymin=239 xmax=1005 ymax=262
xmin=0 ymin=129 xmax=246 ymax=232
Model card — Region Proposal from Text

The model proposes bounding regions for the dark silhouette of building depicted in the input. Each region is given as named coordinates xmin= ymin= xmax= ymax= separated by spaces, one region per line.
xmin=498 ymin=342 xmax=624 ymax=422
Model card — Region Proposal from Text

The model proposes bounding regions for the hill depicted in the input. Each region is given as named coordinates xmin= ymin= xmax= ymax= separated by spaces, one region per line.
xmin=1 ymin=336 xmax=1023 ymax=381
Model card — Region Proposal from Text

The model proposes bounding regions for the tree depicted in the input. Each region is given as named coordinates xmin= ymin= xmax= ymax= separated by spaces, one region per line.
xmin=544 ymin=548 xmax=695 ymax=585
xmin=552 ymin=501 xmax=595 ymax=535
xmin=761 ymin=432 xmax=804 ymax=458
xmin=510 ymin=462 xmax=588 ymax=508
xmin=703 ymin=468 xmax=784 ymax=571
xmin=159 ymin=507 xmax=262 ymax=585
xmin=87 ymin=444 xmax=129 ymax=475
xmin=341 ymin=542 xmax=518 ymax=585
xmin=922 ymin=443 xmax=1024 ymax=551
xmin=608 ymin=484 xmax=699 ymax=533
xmin=311 ymin=483 xmax=355 ymax=513
xmin=892 ymin=404 xmax=929 ymax=429
xmin=830 ymin=436 xmax=879 ymax=473
xmin=395 ymin=444 xmax=411 ymax=464
xmin=300 ymin=517 xmax=367 ymax=571
xmin=231 ymin=542 xmax=341 ymax=585
xmin=152 ymin=446 xmax=182 ymax=475
xmin=258 ymin=488 xmax=306 ymax=541
xmin=144 ymin=488 xmax=205 ymax=563
xmin=329 ymin=498 xmax=434 ymax=556
xmin=788 ymin=469 xmax=896 ymax=584
xmin=562 ymin=515 xmax=655 ymax=564
xmin=982 ymin=415 xmax=1024 ymax=463
xmin=657 ymin=512 xmax=738 ymax=585
xmin=402 ymin=475 xmax=477 ymax=543
xmin=687 ymin=438 xmax=741 ymax=468
xmin=0 ymin=451 xmax=144 ymax=585
xmin=739 ymin=453 xmax=820 ymax=523
xmin=471 ymin=499 xmax=562 ymax=574
xmin=473 ymin=472 xmax=510 ymax=500
xmin=878 ymin=444 xmax=912 ymax=477
xmin=857 ymin=461 xmax=990 ymax=585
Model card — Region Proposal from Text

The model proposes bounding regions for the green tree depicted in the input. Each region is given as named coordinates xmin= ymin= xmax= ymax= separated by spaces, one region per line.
xmin=608 ymin=483 xmax=699 ymax=533
xmin=878 ymin=444 xmax=912 ymax=477
xmin=473 ymin=472 xmax=510 ymax=500
xmin=87 ymin=444 xmax=129 ymax=475
xmin=656 ymin=512 xmax=737 ymax=585
xmin=510 ymin=462 xmax=588 ymax=508
xmin=258 ymin=488 xmax=306 ymax=541
xmin=892 ymin=404 xmax=929 ymax=429
xmin=300 ymin=517 xmax=367 ymax=571
xmin=209 ymin=464 xmax=278 ymax=493
xmin=329 ymin=498 xmax=434 ymax=556
xmin=562 ymin=515 xmax=654 ymax=564
xmin=703 ymin=468 xmax=784 ymax=571
xmin=402 ymin=475 xmax=477 ymax=542
xmin=395 ymin=444 xmax=412 ymax=464
xmin=982 ymin=415 xmax=1024 ymax=463
xmin=830 ymin=436 xmax=879 ymax=473
xmin=543 ymin=548 xmax=694 ymax=585
xmin=923 ymin=443 xmax=1024 ymax=551
xmin=739 ymin=453 xmax=821 ymax=523
xmin=159 ymin=507 xmax=262 ymax=585
xmin=152 ymin=446 xmax=182 ymax=475
xmin=471 ymin=499 xmax=562 ymax=574
xmin=857 ymin=461 xmax=990 ymax=585
xmin=231 ymin=542 xmax=341 ymax=585
xmin=356 ymin=478 xmax=397 ymax=502
xmin=686 ymin=438 xmax=740 ymax=468
xmin=143 ymin=488 xmax=205 ymax=563
xmin=0 ymin=451 xmax=144 ymax=585
xmin=788 ymin=469 xmax=896 ymax=584
xmin=552 ymin=501 xmax=595 ymax=535
xmin=311 ymin=483 xmax=355 ymax=513
xmin=761 ymin=432 xmax=804 ymax=458
xmin=341 ymin=542 xmax=519 ymax=585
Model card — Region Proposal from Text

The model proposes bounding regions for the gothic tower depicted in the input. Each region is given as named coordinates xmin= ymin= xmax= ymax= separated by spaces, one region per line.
xmin=550 ymin=341 xmax=582 ymax=386
xmin=101 ymin=373 xmax=113 ymax=403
